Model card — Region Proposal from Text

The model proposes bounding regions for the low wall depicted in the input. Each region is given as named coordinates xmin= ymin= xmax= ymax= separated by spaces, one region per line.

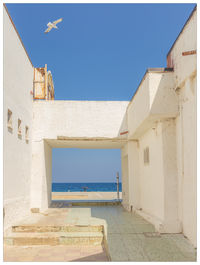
xmin=33 ymin=101 xmax=129 ymax=141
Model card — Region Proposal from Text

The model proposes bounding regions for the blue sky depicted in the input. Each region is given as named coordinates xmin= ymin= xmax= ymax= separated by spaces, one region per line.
xmin=6 ymin=3 xmax=196 ymax=183
xmin=52 ymin=148 xmax=121 ymax=183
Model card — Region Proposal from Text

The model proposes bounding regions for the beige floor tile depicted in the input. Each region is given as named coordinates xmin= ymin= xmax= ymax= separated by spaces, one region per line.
xmin=4 ymin=244 xmax=108 ymax=262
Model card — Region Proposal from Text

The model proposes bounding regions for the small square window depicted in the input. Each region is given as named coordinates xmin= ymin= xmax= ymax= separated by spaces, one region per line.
xmin=144 ymin=147 xmax=149 ymax=164
xmin=18 ymin=119 xmax=22 ymax=135
xmin=25 ymin=126 xmax=29 ymax=140
xmin=7 ymin=109 xmax=12 ymax=129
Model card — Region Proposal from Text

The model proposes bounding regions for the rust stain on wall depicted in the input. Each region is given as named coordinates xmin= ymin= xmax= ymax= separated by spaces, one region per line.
xmin=182 ymin=50 xmax=196 ymax=56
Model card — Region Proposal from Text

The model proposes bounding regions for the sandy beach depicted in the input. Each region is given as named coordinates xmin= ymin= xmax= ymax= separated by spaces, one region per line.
xmin=52 ymin=192 xmax=122 ymax=201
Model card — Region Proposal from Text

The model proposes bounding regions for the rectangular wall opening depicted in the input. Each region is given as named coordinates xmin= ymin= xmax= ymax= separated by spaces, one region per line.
xmin=51 ymin=148 xmax=122 ymax=203
xmin=7 ymin=109 xmax=12 ymax=130
xmin=18 ymin=119 xmax=22 ymax=136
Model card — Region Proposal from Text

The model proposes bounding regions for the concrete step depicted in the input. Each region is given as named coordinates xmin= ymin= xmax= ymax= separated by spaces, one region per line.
xmin=71 ymin=201 xmax=121 ymax=206
xmin=4 ymin=231 xmax=104 ymax=246
xmin=51 ymin=200 xmax=121 ymax=207
xmin=12 ymin=225 xmax=103 ymax=233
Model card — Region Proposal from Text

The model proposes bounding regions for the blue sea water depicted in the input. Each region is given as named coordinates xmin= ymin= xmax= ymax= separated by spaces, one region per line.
xmin=52 ymin=182 xmax=122 ymax=192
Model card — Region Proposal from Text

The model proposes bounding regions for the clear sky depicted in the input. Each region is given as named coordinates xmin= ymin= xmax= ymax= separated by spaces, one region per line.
xmin=52 ymin=148 xmax=121 ymax=183
xmin=6 ymin=3 xmax=196 ymax=183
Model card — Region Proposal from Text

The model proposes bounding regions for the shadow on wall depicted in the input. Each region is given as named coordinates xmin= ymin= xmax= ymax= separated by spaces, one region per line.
xmin=128 ymin=71 xmax=178 ymax=140
xmin=44 ymin=141 xmax=52 ymax=209
xmin=150 ymin=73 xmax=178 ymax=118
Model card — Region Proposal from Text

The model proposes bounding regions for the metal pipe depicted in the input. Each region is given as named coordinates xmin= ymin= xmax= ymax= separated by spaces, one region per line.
xmin=117 ymin=172 xmax=119 ymax=201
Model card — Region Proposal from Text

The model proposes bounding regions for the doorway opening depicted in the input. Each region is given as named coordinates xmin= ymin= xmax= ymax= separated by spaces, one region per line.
xmin=51 ymin=148 xmax=122 ymax=202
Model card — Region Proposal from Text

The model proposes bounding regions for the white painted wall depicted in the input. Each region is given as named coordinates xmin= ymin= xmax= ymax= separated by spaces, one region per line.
xmin=175 ymin=77 xmax=197 ymax=246
xmin=138 ymin=123 xmax=164 ymax=222
xmin=125 ymin=70 xmax=180 ymax=232
xmin=3 ymin=6 xmax=33 ymax=228
xmin=167 ymin=9 xmax=197 ymax=87
xmin=30 ymin=140 xmax=52 ymax=210
xmin=149 ymin=72 xmax=178 ymax=117
xmin=162 ymin=119 xmax=180 ymax=232
xmin=168 ymin=7 xmax=197 ymax=246
xmin=121 ymin=141 xmax=140 ymax=211
xmin=31 ymin=100 xmax=129 ymax=209
xmin=124 ymin=8 xmax=197 ymax=246
xmin=128 ymin=71 xmax=178 ymax=139
xmin=121 ymin=153 xmax=129 ymax=209
xmin=127 ymin=141 xmax=140 ymax=210
xmin=128 ymin=74 xmax=149 ymax=138
xmin=126 ymin=120 xmax=181 ymax=233
xmin=32 ymin=101 xmax=129 ymax=141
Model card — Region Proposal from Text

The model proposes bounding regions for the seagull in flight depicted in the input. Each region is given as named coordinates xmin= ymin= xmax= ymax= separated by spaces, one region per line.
xmin=44 ymin=18 xmax=63 ymax=33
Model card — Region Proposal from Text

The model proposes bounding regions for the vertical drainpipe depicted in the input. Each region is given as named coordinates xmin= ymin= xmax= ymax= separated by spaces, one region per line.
xmin=116 ymin=172 xmax=119 ymax=201
xmin=44 ymin=64 xmax=48 ymax=100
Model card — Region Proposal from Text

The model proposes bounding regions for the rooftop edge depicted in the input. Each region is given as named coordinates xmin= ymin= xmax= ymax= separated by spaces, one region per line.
xmin=167 ymin=5 xmax=197 ymax=57
xmin=3 ymin=3 xmax=33 ymax=67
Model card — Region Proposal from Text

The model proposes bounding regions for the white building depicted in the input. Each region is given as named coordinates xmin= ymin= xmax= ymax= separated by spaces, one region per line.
xmin=3 ymin=5 xmax=197 ymax=247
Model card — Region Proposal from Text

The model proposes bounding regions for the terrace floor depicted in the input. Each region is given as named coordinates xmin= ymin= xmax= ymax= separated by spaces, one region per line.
xmin=4 ymin=203 xmax=197 ymax=262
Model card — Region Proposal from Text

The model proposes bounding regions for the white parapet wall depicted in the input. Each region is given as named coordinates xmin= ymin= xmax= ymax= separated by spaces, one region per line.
xmin=3 ymin=5 xmax=34 ymax=229
xmin=127 ymin=70 xmax=179 ymax=139
xmin=32 ymin=100 xmax=129 ymax=141
xmin=167 ymin=7 xmax=197 ymax=88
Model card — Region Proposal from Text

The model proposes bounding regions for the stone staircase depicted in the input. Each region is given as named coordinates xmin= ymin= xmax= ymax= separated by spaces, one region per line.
xmin=4 ymin=224 xmax=104 ymax=246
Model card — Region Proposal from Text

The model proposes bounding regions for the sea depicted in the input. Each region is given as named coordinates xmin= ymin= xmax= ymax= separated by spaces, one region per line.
xmin=52 ymin=182 xmax=122 ymax=192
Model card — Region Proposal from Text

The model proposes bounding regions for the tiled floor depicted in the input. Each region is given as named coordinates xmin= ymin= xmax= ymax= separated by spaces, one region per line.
xmin=89 ymin=206 xmax=197 ymax=261
xmin=4 ymin=245 xmax=108 ymax=262
xmin=4 ymin=204 xmax=197 ymax=262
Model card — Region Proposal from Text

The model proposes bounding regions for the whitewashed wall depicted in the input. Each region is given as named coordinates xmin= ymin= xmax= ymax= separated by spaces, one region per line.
xmin=125 ymin=7 xmax=196 ymax=247
xmin=176 ymin=78 xmax=197 ymax=246
xmin=168 ymin=8 xmax=197 ymax=247
xmin=126 ymin=69 xmax=179 ymax=231
xmin=30 ymin=100 xmax=129 ymax=209
xmin=3 ymin=6 xmax=33 ymax=229
xmin=32 ymin=101 xmax=129 ymax=140
xmin=30 ymin=140 xmax=52 ymax=210
xmin=121 ymin=146 xmax=129 ymax=209
xmin=121 ymin=141 xmax=140 ymax=211
xmin=167 ymin=9 xmax=197 ymax=87
xmin=128 ymin=71 xmax=178 ymax=139
xmin=126 ymin=118 xmax=182 ymax=234
xmin=137 ymin=123 xmax=164 ymax=222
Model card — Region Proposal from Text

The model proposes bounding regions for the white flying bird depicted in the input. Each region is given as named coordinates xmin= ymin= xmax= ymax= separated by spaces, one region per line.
xmin=44 ymin=18 xmax=63 ymax=33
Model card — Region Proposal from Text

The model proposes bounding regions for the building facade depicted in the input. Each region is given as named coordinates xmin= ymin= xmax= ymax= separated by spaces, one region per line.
xmin=3 ymin=5 xmax=197 ymax=247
